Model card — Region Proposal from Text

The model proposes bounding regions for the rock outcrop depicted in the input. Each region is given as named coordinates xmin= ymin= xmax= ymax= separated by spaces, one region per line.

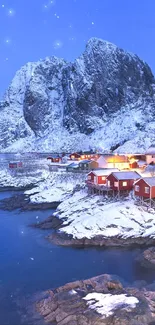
xmin=0 ymin=38 xmax=155 ymax=152
xmin=137 ymin=247 xmax=155 ymax=269
xmin=36 ymin=274 xmax=155 ymax=325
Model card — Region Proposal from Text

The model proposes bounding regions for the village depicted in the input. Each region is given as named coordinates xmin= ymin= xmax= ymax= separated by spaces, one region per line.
xmin=4 ymin=144 xmax=155 ymax=210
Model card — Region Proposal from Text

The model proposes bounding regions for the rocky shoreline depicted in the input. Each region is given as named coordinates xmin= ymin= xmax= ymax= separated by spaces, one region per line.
xmin=47 ymin=231 xmax=155 ymax=248
xmin=36 ymin=273 xmax=155 ymax=325
xmin=0 ymin=193 xmax=60 ymax=211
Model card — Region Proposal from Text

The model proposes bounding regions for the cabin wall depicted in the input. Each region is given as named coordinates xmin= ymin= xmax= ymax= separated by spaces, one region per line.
xmin=87 ymin=172 xmax=95 ymax=182
xmin=134 ymin=179 xmax=151 ymax=198
xmin=98 ymin=175 xmax=106 ymax=184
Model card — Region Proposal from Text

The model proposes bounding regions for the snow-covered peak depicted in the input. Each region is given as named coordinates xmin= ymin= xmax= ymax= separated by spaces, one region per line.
xmin=0 ymin=37 xmax=155 ymax=152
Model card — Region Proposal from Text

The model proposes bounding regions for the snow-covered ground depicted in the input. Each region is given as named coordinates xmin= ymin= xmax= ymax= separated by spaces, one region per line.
xmin=0 ymin=168 xmax=49 ymax=188
xmin=25 ymin=171 xmax=86 ymax=203
xmin=83 ymin=293 xmax=139 ymax=318
xmin=53 ymin=190 xmax=155 ymax=240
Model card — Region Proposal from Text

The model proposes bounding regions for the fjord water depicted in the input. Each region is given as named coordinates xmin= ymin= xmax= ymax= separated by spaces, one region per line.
xmin=0 ymin=191 xmax=154 ymax=325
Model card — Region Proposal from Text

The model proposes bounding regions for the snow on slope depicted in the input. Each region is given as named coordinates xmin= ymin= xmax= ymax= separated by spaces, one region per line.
xmin=25 ymin=171 xmax=86 ymax=203
xmin=53 ymin=190 xmax=155 ymax=240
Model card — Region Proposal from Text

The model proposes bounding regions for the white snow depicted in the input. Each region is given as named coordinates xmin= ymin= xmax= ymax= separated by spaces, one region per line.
xmin=25 ymin=171 xmax=86 ymax=203
xmin=0 ymin=168 xmax=49 ymax=188
xmin=83 ymin=293 xmax=139 ymax=318
xmin=53 ymin=190 xmax=155 ymax=240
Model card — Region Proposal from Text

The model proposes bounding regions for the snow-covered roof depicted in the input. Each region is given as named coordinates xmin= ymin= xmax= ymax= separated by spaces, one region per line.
xmin=89 ymin=168 xmax=119 ymax=176
xmin=101 ymin=155 xmax=128 ymax=163
xmin=67 ymin=162 xmax=79 ymax=168
xmin=47 ymin=154 xmax=62 ymax=159
xmin=110 ymin=171 xmax=140 ymax=180
xmin=139 ymin=177 xmax=155 ymax=187
xmin=79 ymin=160 xmax=91 ymax=164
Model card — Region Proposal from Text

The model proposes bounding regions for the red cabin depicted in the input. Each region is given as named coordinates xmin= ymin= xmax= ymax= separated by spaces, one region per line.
xmin=69 ymin=152 xmax=81 ymax=160
xmin=9 ymin=161 xmax=23 ymax=169
xmin=86 ymin=169 xmax=119 ymax=185
xmin=47 ymin=155 xmax=62 ymax=163
xmin=134 ymin=177 xmax=155 ymax=199
xmin=106 ymin=171 xmax=140 ymax=191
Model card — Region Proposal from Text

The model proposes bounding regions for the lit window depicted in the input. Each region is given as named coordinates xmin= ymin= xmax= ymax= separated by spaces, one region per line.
xmin=102 ymin=176 xmax=106 ymax=180
xmin=71 ymin=155 xmax=75 ymax=159
xmin=88 ymin=175 xmax=91 ymax=180
xmin=145 ymin=187 xmax=149 ymax=194
xmin=122 ymin=181 xmax=127 ymax=186
xmin=81 ymin=155 xmax=85 ymax=159
xmin=114 ymin=182 xmax=118 ymax=187
xmin=135 ymin=185 xmax=139 ymax=192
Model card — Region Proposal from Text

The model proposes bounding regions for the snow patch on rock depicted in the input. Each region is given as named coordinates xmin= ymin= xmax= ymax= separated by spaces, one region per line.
xmin=83 ymin=292 xmax=139 ymax=318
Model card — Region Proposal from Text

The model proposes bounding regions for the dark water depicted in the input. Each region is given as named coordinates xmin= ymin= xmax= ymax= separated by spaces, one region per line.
xmin=0 ymin=191 xmax=154 ymax=325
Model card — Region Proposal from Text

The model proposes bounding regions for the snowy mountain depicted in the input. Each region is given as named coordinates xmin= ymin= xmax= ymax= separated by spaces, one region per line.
xmin=0 ymin=37 xmax=155 ymax=153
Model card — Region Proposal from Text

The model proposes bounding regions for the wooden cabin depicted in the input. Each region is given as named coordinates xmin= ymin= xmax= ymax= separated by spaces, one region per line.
xmin=79 ymin=160 xmax=98 ymax=171
xmin=66 ymin=162 xmax=79 ymax=172
xmin=97 ymin=155 xmax=130 ymax=170
xmin=69 ymin=152 xmax=81 ymax=160
xmin=145 ymin=145 xmax=155 ymax=165
xmin=47 ymin=154 xmax=62 ymax=163
xmin=86 ymin=169 xmax=119 ymax=185
xmin=69 ymin=152 xmax=99 ymax=161
xmin=134 ymin=177 xmax=155 ymax=199
xmin=106 ymin=171 xmax=141 ymax=191
xmin=9 ymin=161 xmax=23 ymax=169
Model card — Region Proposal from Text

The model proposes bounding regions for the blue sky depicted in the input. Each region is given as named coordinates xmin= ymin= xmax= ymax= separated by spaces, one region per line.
xmin=0 ymin=0 xmax=155 ymax=97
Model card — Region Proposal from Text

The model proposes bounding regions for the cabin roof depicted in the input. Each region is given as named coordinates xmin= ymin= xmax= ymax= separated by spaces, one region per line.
xmin=79 ymin=159 xmax=91 ymax=164
xmin=89 ymin=168 xmax=119 ymax=176
xmin=67 ymin=162 xmax=79 ymax=168
xmin=47 ymin=154 xmax=62 ymax=159
xmin=110 ymin=171 xmax=140 ymax=180
xmin=98 ymin=155 xmax=128 ymax=163
xmin=137 ymin=177 xmax=155 ymax=187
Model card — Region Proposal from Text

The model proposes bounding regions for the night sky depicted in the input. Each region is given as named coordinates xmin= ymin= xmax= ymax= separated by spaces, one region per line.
xmin=0 ymin=0 xmax=155 ymax=98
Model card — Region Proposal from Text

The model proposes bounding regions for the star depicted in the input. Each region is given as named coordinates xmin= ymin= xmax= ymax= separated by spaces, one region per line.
xmin=7 ymin=8 xmax=15 ymax=16
xmin=92 ymin=22 xmax=95 ymax=25
xmin=2 ymin=4 xmax=5 ymax=8
xmin=53 ymin=40 xmax=63 ymax=49
xmin=5 ymin=39 xmax=11 ymax=44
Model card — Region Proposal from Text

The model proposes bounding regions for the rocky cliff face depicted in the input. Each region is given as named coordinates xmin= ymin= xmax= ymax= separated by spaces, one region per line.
xmin=1 ymin=38 xmax=155 ymax=152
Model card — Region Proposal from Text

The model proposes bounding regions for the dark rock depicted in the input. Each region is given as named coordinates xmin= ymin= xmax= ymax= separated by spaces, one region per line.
xmin=36 ymin=274 xmax=155 ymax=325
xmin=136 ymin=247 xmax=155 ymax=269
xmin=0 ymin=193 xmax=60 ymax=211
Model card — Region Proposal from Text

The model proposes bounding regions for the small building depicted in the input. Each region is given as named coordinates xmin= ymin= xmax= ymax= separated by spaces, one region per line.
xmin=9 ymin=161 xmax=23 ymax=169
xmin=134 ymin=177 xmax=155 ymax=199
xmin=146 ymin=145 xmax=155 ymax=165
xmin=79 ymin=160 xmax=99 ymax=171
xmin=69 ymin=152 xmax=81 ymax=160
xmin=69 ymin=152 xmax=99 ymax=161
xmin=97 ymin=155 xmax=130 ymax=170
xmin=106 ymin=171 xmax=141 ymax=192
xmin=86 ymin=168 xmax=119 ymax=185
xmin=66 ymin=162 xmax=79 ymax=172
xmin=47 ymin=154 xmax=62 ymax=163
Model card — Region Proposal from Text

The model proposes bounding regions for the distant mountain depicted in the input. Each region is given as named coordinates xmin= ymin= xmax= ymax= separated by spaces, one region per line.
xmin=0 ymin=37 xmax=155 ymax=153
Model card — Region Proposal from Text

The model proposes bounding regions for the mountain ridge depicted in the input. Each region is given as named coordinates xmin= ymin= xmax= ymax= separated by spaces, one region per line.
xmin=0 ymin=37 xmax=155 ymax=153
